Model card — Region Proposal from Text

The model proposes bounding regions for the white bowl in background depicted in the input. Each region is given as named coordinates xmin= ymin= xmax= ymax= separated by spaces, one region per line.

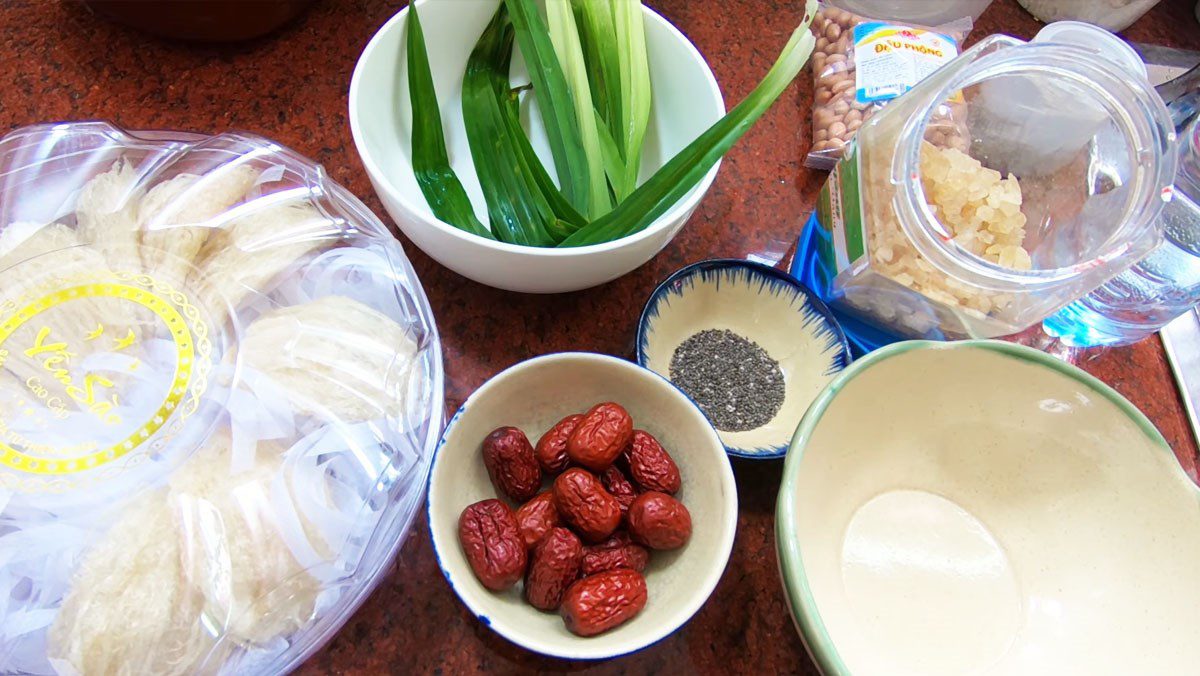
xmin=824 ymin=0 xmax=993 ymax=24
xmin=776 ymin=340 xmax=1200 ymax=675
xmin=427 ymin=352 xmax=737 ymax=659
xmin=349 ymin=0 xmax=725 ymax=293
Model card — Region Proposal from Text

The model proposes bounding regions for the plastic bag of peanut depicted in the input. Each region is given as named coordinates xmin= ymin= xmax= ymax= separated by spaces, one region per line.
xmin=806 ymin=3 xmax=973 ymax=170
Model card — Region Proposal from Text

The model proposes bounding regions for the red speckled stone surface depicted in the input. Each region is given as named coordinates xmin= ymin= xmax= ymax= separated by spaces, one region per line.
xmin=2 ymin=0 xmax=1198 ymax=673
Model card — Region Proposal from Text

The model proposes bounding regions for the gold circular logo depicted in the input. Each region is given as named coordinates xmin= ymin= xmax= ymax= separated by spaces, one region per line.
xmin=0 ymin=271 xmax=212 ymax=482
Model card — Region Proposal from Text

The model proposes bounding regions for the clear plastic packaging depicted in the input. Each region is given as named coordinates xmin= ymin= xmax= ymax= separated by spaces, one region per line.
xmin=812 ymin=29 xmax=1177 ymax=339
xmin=0 ymin=122 xmax=444 ymax=675
xmin=807 ymin=3 xmax=973 ymax=170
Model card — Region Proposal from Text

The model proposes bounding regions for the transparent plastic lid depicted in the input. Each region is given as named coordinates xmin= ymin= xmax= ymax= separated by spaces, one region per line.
xmin=898 ymin=39 xmax=1175 ymax=291
xmin=0 ymin=122 xmax=444 ymax=675
xmin=828 ymin=31 xmax=1176 ymax=340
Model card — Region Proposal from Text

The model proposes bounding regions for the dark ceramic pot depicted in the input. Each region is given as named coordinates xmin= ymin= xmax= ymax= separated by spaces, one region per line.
xmin=83 ymin=0 xmax=315 ymax=42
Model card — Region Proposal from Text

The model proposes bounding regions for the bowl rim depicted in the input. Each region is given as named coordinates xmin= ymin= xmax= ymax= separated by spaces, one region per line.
xmin=425 ymin=351 xmax=739 ymax=660
xmin=773 ymin=339 xmax=1184 ymax=675
xmin=348 ymin=0 xmax=726 ymax=258
xmin=635 ymin=258 xmax=852 ymax=460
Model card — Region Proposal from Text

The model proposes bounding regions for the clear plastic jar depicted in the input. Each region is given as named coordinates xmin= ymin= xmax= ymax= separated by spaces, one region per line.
xmin=1016 ymin=0 xmax=1160 ymax=32
xmin=812 ymin=30 xmax=1176 ymax=339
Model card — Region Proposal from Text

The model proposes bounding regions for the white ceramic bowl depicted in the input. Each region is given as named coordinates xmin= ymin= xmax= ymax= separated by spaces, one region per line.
xmin=350 ymin=0 xmax=725 ymax=293
xmin=776 ymin=340 xmax=1200 ymax=675
xmin=427 ymin=353 xmax=737 ymax=659
xmin=637 ymin=259 xmax=850 ymax=459
xmin=825 ymin=0 xmax=994 ymax=24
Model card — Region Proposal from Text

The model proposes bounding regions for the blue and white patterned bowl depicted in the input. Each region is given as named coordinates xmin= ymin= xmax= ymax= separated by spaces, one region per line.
xmin=637 ymin=259 xmax=851 ymax=459
xmin=427 ymin=352 xmax=737 ymax=659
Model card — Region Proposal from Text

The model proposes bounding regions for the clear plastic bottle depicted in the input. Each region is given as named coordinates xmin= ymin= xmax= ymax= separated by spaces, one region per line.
xmin=811 ymin=26 xmax=1176 ymax=340
xmin=1043 ymin=116 xmax=1200 ymax=346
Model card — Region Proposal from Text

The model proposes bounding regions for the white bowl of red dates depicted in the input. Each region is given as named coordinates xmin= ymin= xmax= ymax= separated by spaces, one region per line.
xmin=427 ymin=352 xmax=738 ymax=659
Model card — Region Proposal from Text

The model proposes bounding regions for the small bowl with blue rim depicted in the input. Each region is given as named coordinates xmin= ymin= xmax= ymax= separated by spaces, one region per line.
xmin=426 ymin=352 xmax=737 ymax=659
xmin=637 ymin=259 xmax=851 ymax=459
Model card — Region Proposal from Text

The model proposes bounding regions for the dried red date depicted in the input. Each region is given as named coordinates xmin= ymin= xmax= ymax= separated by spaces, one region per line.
xmin=552 ymin=468 xmax=621 ymax=543
xmin=535 ymin=413 xmax=583 ymax=474
xmin=627 ymin=491 xmax=692 ymax=550
xmin=567 ymin=403 xmax=632 ymax=472
xmin=458 ymin=499 xmax=527 ymax=591
xmin=560 ymin=569 xmax=648 ymax=637
xmin=600 ymin=466 xmax=638 ymax=518
xmin=514 ymin=491 xmax=560 ymax=549
xmin=623 ymin=430 xmax=681 ymax=495
xmin=525 ymin=527 xmax=584 ymax=610
xmin=582 ymin=532 xmax=649 ymax=576
xmin=464 ymin=403 xmax=694 ymax=630
xmin=482 ymin=426 xmax=541 ymax=502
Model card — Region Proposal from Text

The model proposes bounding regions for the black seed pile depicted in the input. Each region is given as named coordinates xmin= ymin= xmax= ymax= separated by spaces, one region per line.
xmin=668 ymin=328 xmax=785 ymax=432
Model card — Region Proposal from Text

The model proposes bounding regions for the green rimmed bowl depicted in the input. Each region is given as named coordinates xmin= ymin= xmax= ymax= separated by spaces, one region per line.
xmin=776 ymin=340 xmax=1200 ymax=675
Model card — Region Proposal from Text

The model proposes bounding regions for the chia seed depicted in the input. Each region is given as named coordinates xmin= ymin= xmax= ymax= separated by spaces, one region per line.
xmin=668 ymin=328 xmax=785 ymax=432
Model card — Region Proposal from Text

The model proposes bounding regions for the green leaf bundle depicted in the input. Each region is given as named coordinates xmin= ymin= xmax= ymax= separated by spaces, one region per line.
xmin=403 ymin=0 xmax=819 ymax=249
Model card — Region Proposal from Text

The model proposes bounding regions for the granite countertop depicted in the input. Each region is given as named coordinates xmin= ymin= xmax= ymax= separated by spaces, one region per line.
xmin=2 ymin=0 xmax=1198 ymax=673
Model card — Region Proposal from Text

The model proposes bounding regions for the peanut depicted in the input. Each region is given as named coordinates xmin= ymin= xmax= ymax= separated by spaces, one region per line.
xmin=807 ymin=6 xmax=969 ymax=167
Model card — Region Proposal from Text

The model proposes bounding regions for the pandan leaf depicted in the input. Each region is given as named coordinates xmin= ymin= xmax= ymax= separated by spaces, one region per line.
xmin=560 ymin=1 xmax=818 ymax=246
xmin=461 ymin=4 xmax=556 ymax=245
xmin=505 ymin=0 xmax=594 ymax=215
xmin=546 ymin=0 xmax=612 ymax=218
xmin=405 ymin=4 xmax=494 ymax=239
